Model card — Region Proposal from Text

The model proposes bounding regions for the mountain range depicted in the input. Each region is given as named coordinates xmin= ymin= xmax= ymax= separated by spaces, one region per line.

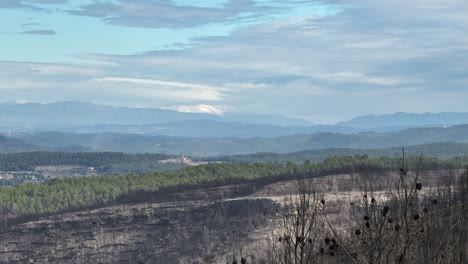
xmin=338 ymin=112 xmax=468 ymax=130
xmin=0 ymin=101 xmax=312 ymax=130
xmin=2 ymin=101 xmax=468 ymax=138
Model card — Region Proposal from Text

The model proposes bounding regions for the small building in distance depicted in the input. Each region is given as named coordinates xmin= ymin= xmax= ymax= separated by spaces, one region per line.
xmin=159 ymin=155 xmax=225 ymax=166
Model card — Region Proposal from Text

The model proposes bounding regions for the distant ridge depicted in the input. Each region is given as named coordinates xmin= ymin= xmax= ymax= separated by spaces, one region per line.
xmin=4 ymin=124 xmax=468 ymax=156
xmin=0 ymin=134 xmax=44 ymax=153
xmin=4 ymin=101 xmax=468 ymax=137
xmin=0 ymin=101 xmax=313 ymax=130
xmin=3 ymin=101 xmax=468 ymax=150
xmin=337 ymin=112 xmax=468 ymax=129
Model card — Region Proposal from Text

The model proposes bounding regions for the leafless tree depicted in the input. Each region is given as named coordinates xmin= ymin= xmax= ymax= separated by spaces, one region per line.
xmin=267 ymin=152 xmax=468 ymax=264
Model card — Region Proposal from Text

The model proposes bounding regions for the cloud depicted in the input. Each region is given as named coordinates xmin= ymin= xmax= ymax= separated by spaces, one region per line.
xmin=22 ymin=0 xmax=65 ymax=2
xmin=92 ymin=77 xmax=228 ymax=102
xmin=22 ymin=29 xmax=56 ymax=35
xmin=161 ymin=104 xmax=227 ymax=116
xmin=224 ymin=82 xmax=270 ymax=90
xmin=95 ymin=77 xmax=228 ymax=91
xmin=22 ymin=23 xmax=43 ymax=26
xmin=0 ymin=62 xmax=226 ymax=106
xmin=316 ymin=72 xmax=422 ymax=86
xmin=1 ymin=0 xmax=65 ymax=5
xmin=0 ymin=62 xmax=104 ymax=78
xmin=68 ymin=0 xmax=277 ymax=28
xmin=0 ymin=0 xmax=65 ymax=10
xmin=0 ymin=62 xmax=106 ymax=93
xmin=74 ymin=0 xmax=468 ymax=122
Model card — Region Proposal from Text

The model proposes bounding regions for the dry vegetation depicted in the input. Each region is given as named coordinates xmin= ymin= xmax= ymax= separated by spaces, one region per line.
xmin=261 ymin=159 xmax=468 ymax=264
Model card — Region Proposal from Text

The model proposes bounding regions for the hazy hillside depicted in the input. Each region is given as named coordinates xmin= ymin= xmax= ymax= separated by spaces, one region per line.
xmin=6 ymin=124 xmax=468 ymax=156
xmin=204 ymin=142 xmax=468 ymax=164
xmin=0 ymin=135 xmax=44 ymax=153
xmin=337 ymin=112 xmax=468 ymax=129
xmin=59 ymin=120 xmax=356 ymax=138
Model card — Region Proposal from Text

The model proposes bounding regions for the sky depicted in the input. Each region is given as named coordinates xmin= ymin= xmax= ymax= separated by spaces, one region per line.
xmin=1 ymin=0 xmax=467 ymax=124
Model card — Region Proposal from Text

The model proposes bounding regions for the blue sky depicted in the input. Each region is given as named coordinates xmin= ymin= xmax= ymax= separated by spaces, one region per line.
xmin=1 ymin=0 xmax=340 ymax=62
xmin=1 ymin=0 xmax=467 ymax=123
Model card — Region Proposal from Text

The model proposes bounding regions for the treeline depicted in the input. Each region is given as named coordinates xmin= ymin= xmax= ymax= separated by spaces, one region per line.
xmin=0 ymin=151 xmax=176 ymax=173
xmin=202 ymin=142 xmax=468 ymax=164
xmin=0 ymin=155 xmax=467 ymax=220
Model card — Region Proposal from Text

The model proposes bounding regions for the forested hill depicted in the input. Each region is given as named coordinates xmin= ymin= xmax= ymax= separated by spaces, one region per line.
xmin=203 ymin=142 xmax=468 ymax=164
xmin=0 ymin=135 xmax=44 ymax=153
xmin=2 ymin=142 xmax=468 ymax=175
xmin=1 ymin=155 xmax=466 ymax=220
xmin=0 ymin=152 xmax=179 ymax=176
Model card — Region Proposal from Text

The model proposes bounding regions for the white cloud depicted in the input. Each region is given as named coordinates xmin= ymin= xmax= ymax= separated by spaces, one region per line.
xmin=224 ymin=82 xmax=269 ymax=90
xmin=28 ymin=65 xmax=104 ymax=77
xmin=162 ymin=104 xmax=227 ymax=115
xmin=94 ymin=77 xmax=229 ymax=91
xmin=92 ymin=77 xmax=228 ymax=102
xmin=68 ymin=0 xmax=277 ymax=28
xmin=317 ymin=72 xmax=422 ymax=86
